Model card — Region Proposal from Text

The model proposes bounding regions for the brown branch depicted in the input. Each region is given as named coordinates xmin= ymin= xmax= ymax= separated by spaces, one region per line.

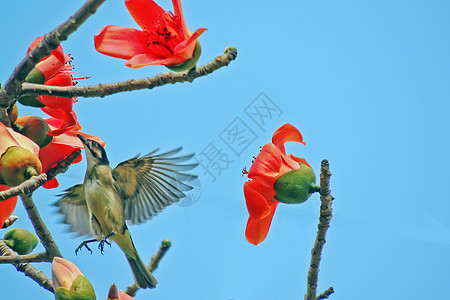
xmin=0 ymin=247 xmax=51 ymax=264
xmin=125 ymin=239 xmax=172 ymax=297
xmin=305 ymin=160 xmax=334 ymax=300
xmin=0 ymin=240 xmax=54 ymax=292
xmin=21 ymin=47 xmax=238 ymax=99
xmin=20 ymin=194 xmax=62 ymax=258
xmin=316 ymin=287 xmax=334 ymax=300
xmin=0 ymin=0 xmax=106 ymax=111
xmin=0 ymin=149 xmax=81 ymax=202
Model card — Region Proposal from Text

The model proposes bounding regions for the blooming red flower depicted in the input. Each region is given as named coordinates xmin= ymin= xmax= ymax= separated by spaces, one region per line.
xmin=94 ymin=0 xmax=207 ymax=69
xmin=243 ymin=123 xmax=317 ymax=245
xmin=22 ymin=37 xmax=86 ymax=136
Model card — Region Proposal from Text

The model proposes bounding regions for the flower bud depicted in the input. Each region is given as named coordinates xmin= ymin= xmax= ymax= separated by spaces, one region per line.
xmin=15 ymin=116 xmax=53 ymax=147
xmin=17 ymin=68 xmax=46 ymax=107
xmin=0 ymin=146 xmax=43 ymax=186
xmin=2 ymin=215 xmax=18 ymax=229
xmin=166 ymin=41 xmax=202 ymax=72
xmin=3 ymin=228 xmax=38 ymax=254
xmin=54 ymin=276 xmax=96 ymax=300
xmin=107 ymin=284 xmax=119 ymax=300
xmin=273 ymin=165 xmax=320 ymax=204
xmin=8 ymin=104 xmax=18 ymax=124
xmin=52 ymin=257 xmax=96 ymax=300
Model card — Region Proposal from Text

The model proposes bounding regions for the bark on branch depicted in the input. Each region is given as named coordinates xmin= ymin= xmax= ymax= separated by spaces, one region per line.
xmin=305 ymin=160 xmax=334 ymax=300
xmin=21 ymin=47 xmax=238 ymax=99
xmin=0 ymin=240 xmax=54 ymax=292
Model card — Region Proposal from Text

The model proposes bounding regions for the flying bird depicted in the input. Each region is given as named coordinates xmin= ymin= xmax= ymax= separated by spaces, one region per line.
xmin=56 ymin=135 xmax=198 ymax=288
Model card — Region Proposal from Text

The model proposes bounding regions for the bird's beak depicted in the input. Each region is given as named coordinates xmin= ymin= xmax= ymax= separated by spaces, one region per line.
xmin=77 ymin=134 xmax=88 ymax=146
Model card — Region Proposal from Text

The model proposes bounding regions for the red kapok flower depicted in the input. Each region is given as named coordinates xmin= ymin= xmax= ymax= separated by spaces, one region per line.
xmin=243 ymin=124 xmax=319 ymax=245
xmin=94 ymin=0 xmax=207 ymax=70
xmin=19 ymin=37 xmax=87 ymax=136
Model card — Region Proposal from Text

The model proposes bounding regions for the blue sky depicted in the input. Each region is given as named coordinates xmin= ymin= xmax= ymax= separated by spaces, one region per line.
xmin=1 ymin=0 xmax=450 ymax=299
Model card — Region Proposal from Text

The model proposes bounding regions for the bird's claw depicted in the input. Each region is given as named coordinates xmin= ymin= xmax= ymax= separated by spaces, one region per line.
xmin=75 ymin=241 xmax=93 ymax=255
xmin=98 ymin=239 xmax=111 ymax=254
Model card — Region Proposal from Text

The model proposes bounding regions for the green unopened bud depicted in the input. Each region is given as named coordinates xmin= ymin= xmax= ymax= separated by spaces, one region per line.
xmin=17 ymin=68 xmax=45 ymax=107
xmin=55 ymin=275 xmax=96 ymax=300
xmin=273 ymin=165 xmax=320 ymax=204
xmin=0 ymin=146 xmax=43 ymax=186
xmin=25 ymin=68 xmax=45 ymax=84
xmin=15 ymin=116 xmax=53 ymax=147
xmin=166 ymin=41 xmax=202 ymax=72
xmin=3 ymin=228 xmax=38 ymax=255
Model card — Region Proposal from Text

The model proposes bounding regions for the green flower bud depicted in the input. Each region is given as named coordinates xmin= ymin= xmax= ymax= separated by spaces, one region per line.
xmin=273 ymin=165 xmax=320 ymax=204
xmin=166 ymin=41 xmax=202 ymax=72
xmin=3 ymin=228 xmax=38 ymax=255
xmin=15 ymin=116 xmax=53 ymax=148
xmin=0 ymin=146 xmax=43 ymax=186
xmin=17 ymin=68 xmax=45 ymax=107
xmin=55 ymin=275 xmax=96 ymax=300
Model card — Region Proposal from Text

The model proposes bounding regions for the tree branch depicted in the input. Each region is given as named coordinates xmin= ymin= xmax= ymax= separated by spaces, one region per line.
xmin=125 ymin=239 xmax=172 ymax=297
xmin=0 ymin=0 xmax=106 ymax=111
xmin=21 ymin=47 xmax=238 ymax=99
xmin=316 ymin=287 xmax=334 ymax=300
xmin=0 ymin=149 xmax=81 ymax=202
xmin=0 ymin=248 xmax=51 ymax=264
xmin=20 ymin=194 xmax=62 ymax=258
xmin=0 ymin=240 xmax=54 ymax=292
xmin=305 ymin=160 xmax=334 ymax=300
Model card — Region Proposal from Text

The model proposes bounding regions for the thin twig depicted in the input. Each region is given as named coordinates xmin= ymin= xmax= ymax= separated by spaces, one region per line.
xmin=0 ymin=240 xmax=54 ymax=292
xmin=21 ymin=47 xmax=238 ymax=99
xmin=0 ymin=0 xmax=106 ymax=111
xmin=305 ymin=160 xmax=334 ymax=300
xmin=125 ymin=239 xmax=172 ymax=297
xmin=20 ymin=194 xmax=61 ymax=258
xmin=316 ymin=287 xmax=334 ymax=300
xmin=0 ymin=248 xmax=51 ymax=264
xmin=0 ymin=149 xmax=81 ymax=202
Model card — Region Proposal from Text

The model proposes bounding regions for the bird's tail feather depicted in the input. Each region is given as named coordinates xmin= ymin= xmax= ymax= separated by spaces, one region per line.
xmin=113 ymin=228 xmax=157 ymax=289
xmin=126 ymin=253 xmax=157 ymax=289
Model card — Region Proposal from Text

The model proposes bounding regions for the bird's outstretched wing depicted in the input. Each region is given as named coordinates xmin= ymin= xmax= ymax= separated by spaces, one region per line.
xmin=112 ymin=147 xmax=198 ymax=224
xmin=55 ymin=184 xmax=91 ymax=236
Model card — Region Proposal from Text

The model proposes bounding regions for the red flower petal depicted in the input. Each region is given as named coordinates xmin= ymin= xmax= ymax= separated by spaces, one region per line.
xmin=125 ymin=53 xmax=186 ymax=68
xmin=172 ymin=0 xmax=190 ymax=35
xmin=173 ymin=28 xmax=207 ymax=59
xmin=244 ymin=180 xmax=277 ymax=220
xmin=0 ymin=122 xmax=40 ymax=157
xmin=125 ymin=0 xmax=170 ymax=30
xmin=39 ymin=143 xmax=79 ymax=173
xmin=245 ymin=202 xmax=278 ymax=245
xmin=43 ymin=178 xmax=59 ymax=189
xmin=247 ymin=143 xmax=284 ymax=188
xmin=94 ymin=25 xmax=149 ymax=60
xmin=272 ymin=123 xmax=305 ymax=154
xmin=35 ymin=55 xmax=65 ymax=81
xmin=0 ymin=185 xmax=17 ymax=226
xmin=42 ymin=108 xmax=79 ymax=136
xmin=289 ymin=154 xmax=312 ymax=169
